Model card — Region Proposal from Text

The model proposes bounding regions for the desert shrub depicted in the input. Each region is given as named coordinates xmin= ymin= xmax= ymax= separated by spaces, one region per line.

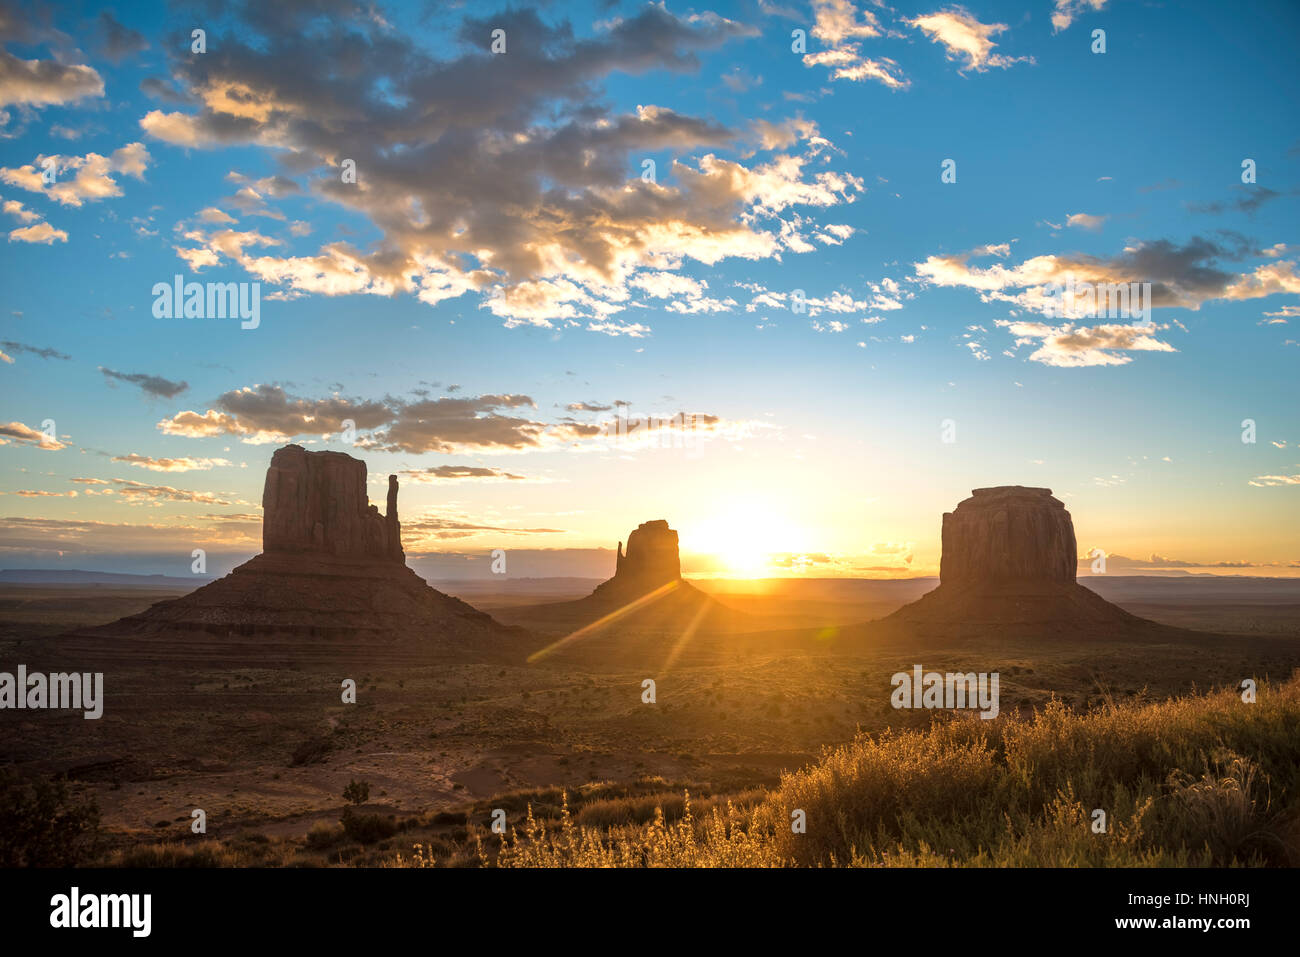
xmin=492 ymin=793 xmax=781 ymax=867
xmin=305 ymin=820 xmax=344 ymax=850
xmin=109 ymin=843 xmax=236 ymax=867
xmin=390 ymin=843 xmax=438 ymax=867
xmin=386 ymin=836 xmax=460 ymax=868
xmin=342 ymin=779 xmax=370 ymax=806
xmin=474 ymin=787 xmax=565 ymax=817
xmin=106 ymin=834 xmax=300 ymax=868
xmin=0 ymin=768 xmax=101 ymax=867
xmin=764 ymin=679 xmax=1300 ymax=867
xmin=1145 ymin=752 xmax=1290 ymax=866
xmin=429 ymin=810 xmax=467 ymax=826
xmin=340 ymin=807 xmax=397 ymax=844
xmin=576 ymin=793 xmax=687 ymax=829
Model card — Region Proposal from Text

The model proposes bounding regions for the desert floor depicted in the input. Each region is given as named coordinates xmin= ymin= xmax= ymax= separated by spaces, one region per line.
xmin=2 ymin=576 xmax=1298 ymax=865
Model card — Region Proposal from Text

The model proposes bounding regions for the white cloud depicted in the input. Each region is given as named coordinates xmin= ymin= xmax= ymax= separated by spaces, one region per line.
xmin=1066 ymin=212 xmax=1107 ymax=231
xmin=0 ymin=143 xmax=151 ymax=208
xmin=587 ymin=320 xmax=651 ymax=337
xmin=8 ymin=221 xmax=66 ymax=244
xmin=1248 ymin=473 xmax=1300 ymax=487
xmin=198 ymin=207 xmax=237 ymax=225
xmin=996 ymin=319 xmax=1176 ymax=367
xmin=630 ymin=271 xmax=708 ymax=300
xmin=0 ymin=420 xmax=66 ymax=449
xmin=803 ymin=0 xmax=908 ymax=87
xmin=1052 ymin=0 xmax=1108 ymax=34
xmin=907 ymin=8 xmax=1034 ymax=72
xmin=2 ymin=197 xmax=40 ymax=223
xmin=809 ymin=0 xmax=882 ymax=44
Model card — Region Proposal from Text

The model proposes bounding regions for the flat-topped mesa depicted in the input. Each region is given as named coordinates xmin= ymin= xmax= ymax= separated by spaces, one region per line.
xmin=594 ymin=520 xmax=681 ymax=598
xmin=880 ymin=483 xmax=1159 ymax=637
xmin=262 ymin=444 xmax=404 ymax=562
xmin=939 ymin=486 xmax=1076 ymax=586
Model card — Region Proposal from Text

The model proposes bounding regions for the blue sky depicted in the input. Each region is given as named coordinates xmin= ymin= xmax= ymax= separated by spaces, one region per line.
xmin=1 ymin=0 xmax=1297 ymax=578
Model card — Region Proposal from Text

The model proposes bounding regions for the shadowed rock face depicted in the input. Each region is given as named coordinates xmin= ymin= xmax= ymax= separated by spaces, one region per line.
xmin=940 ymin=486 xmax=1076 ymax=585
xmin=508 ymin=518 xmax=749 ymax=652
xmin=613 ymin=520 xmax=681 ymax=589
xmin=263 ymin=444 xmax=403 ymax=563
xmin=587 ymin=519 xmax=689 ymax=603
xmin=63 ymin=444 xmax=525 ymax=660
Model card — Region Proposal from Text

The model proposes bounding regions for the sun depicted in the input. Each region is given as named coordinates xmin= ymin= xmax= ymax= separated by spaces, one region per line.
xmin=716 ymin=531 xmax=770 ymax=578
xmin=687 ymin=500 xmax=809 ymax=579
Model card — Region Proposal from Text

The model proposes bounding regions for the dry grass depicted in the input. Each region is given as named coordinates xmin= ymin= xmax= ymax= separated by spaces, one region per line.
xmin=431 ymin=675 xmax=1300 ymax=867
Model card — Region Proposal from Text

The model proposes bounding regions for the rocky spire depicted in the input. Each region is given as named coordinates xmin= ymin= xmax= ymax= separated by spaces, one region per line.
xmin=386 ymin=474 xmax=403 ymax=561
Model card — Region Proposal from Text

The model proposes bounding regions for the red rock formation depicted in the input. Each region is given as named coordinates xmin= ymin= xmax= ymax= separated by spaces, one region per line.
xmin=64 ymin=445 xmax=522 ymax=661
xmin=614 ymin=520 xmax=680 ymax=586
xmin=495 ymin=518 xmax=749 ymax=656
xmin=386 ymin=474 xmax=401 ymax=562
xmin=263 ymin=444 xmax=403 ymax=562
xmin=881 ymin=485 xmax=1149 ymax=638
xmin=939 ymin=487 xmax=1076 ymax=585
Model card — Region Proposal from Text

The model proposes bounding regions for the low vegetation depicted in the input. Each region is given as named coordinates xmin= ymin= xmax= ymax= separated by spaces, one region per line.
xmin=44 ymin=675 xmax=1300 ymax=868
xmin=465 ymin=676 xmax=1300 ymax=867
xmin=0 ymin=769 xmax=101 ymax=867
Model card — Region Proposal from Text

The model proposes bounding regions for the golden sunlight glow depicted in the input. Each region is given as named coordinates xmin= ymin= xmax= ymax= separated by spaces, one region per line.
xmin=686 ymin=500 xmax=810 ymax=578
xmin=527 ymin=580 xmax=680 ymax=663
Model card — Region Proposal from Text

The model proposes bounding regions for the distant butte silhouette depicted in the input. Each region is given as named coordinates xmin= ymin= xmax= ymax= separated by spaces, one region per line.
xmin=878 ymin=486 xmax=1154 ymax=638
xmin=66 ymin=444 xmax=521 ymax=663
xmin=592 ymin=520 xmax=682 ymax=601
xmin=500 ymin=519 xmax=748 ymax=652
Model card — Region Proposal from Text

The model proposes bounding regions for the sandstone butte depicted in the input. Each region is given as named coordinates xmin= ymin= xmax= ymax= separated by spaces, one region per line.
xmin=591 ymin=520 xmax=683 ymax=601
xmin=878 ymin=485 xmax=1157 ymax=639
xmin=64 ymin=471 xmax=1181 ymax=664
xmin=64 ymin=444 xmax=522 ymax=664
xmin=503 ymin=518 xmax=750 ymax=653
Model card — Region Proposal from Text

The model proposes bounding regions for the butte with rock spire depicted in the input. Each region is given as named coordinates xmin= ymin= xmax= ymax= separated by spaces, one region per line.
xmin=64 ymin=444 xmax=523 ymax=664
